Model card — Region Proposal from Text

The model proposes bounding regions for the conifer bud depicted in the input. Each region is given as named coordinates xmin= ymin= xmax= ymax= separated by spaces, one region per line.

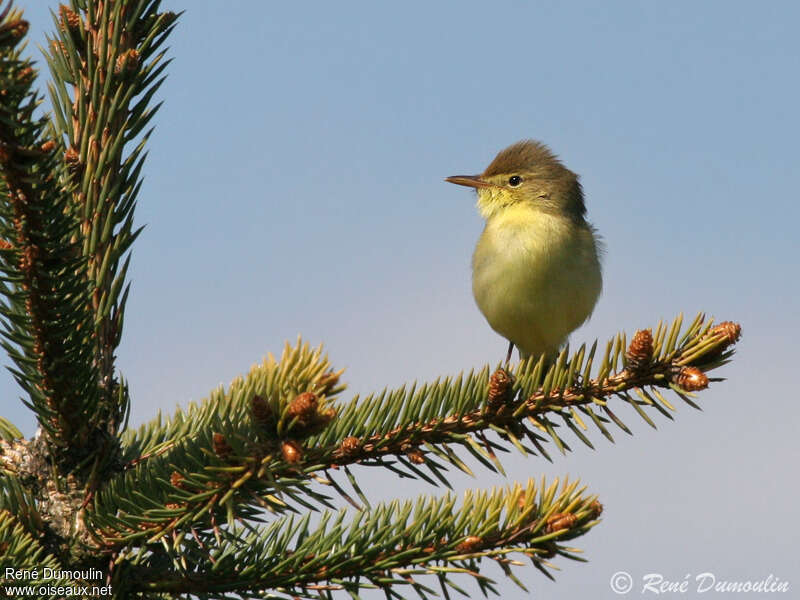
xmin=406 ymin=448 xmax=425 ymax=464
xmin=339 ymin=436 xmax=361 ymax=457
xmin=546 ymin=513 xmax=577 ymax=533
xmin=170 ymin=471 xmax=185 ymax=489
xmin=674 ymin=366 xmax=708 ymax=391
xmin=64 ymin=147 xmax=80 ymax=172
xmin=455 ymin=536 xmax=483 ymax=553
xmin=316 ymin=369 xmax=344 ymax=395
xmin=708 ymin=321 xmax=742 ymax=349
xmin=517 ymin=494 xmax=536 ymax=511
xmin=9 ymin=19 xmax=29 ymax=40
xmin=487 ymin=368 xmax=513 ymax=408
xmin=281 ymin=440 xmax=303 ymax=464
xmin=212 ymin=432 xmax=232 ymax=459
xmin=64 ymin=149 xmax=83 ymax=182
xmin=287 ymin=392 xmax=318 ymax=426
xmin=626 ymin=329 xmax=654 ymax=371
xmin=114 ymin=49 xmax=139 ymax=75
xmin=40 ymin=140 xmax=56 ymax=153
xmin=59 ymin=5 xmax=81 ymax=32
xmin=17 ymin=66 xmax=33 ymax=84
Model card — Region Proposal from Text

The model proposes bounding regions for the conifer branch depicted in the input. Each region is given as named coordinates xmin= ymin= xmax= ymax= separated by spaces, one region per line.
xmin=318 ymin=314 xmax=738 ymax=469
xmin=43 ymin=0 xmax=178 ymax=421
xmin=0 ymin=474 xmax=42 ymax=535
xmin=0 ymin=509 xmax=82 ymax=597
xmin=94 ymin=315 xmax=738 ymax=552
xmin=0 ymin=4 xmax=100 ymax=459
xmin=117 ymin=478 xmax=602 ymax=598
xmin=91 ymin=341 xmax=346 ymax=545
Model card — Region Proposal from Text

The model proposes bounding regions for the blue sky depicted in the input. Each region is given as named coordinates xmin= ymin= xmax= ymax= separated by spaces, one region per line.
xmin=6 ymin=1 xmax=800 ymax=597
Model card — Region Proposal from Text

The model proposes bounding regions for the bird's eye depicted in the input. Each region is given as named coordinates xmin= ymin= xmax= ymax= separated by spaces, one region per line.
xmin=508 ymin=175 xmax=522 ymax=187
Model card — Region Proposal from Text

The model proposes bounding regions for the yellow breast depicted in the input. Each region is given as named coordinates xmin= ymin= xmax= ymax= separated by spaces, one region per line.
xmin=471 ymin=204 xmax=602 ymax=359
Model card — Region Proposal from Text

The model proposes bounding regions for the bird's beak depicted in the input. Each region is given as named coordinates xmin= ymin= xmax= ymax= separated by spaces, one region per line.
xmin=445 ymin=175 xmax=492 ymax=189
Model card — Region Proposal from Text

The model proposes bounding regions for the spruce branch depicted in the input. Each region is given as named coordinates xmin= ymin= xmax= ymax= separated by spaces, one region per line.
xmin=0 ymin=476 xmax=43 ymax=549
xmin=90 ymin=341 xmax=346 ymax=546
xmin=0 ymin=509 xmax=68 ymax=585
xmin=43 ymin=0 xmax=178 ymax=419
xmin=0 ymin=3 xmax=101 ymax=459
xmin=118 ymin=478 xmax=602 ymax=599
xmin=316 ymin=313 xmax=738 ymax=470
xmin=93 ymin=315 xmax=738 ymax=555
xmin=0 ymin=509 xmax=99 ymax=600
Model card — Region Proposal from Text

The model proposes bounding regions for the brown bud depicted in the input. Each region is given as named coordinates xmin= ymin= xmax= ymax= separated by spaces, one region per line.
xmin=517 ymin=495 xmax=537 ymax=512
xmin=114 ymin=49 xmax=140 ymax=75
xmin=9 ymin=19 xmax=29 ymax=40
xmin=250 ymin=394 xmax=273 ymax=429
xmin=546 ymin=513 xmax=577 ymax=533
xmin=674 ymin=366 xmax=708 ymax=392
xmin=287 ymin=392 xmax=318 ymax=425
xmin=487 ymin=368 xmax=513 ymax=408
xmin=626 ymin=329 xmax=654 ymax=371
xmin=455 ymin=536 xmax=483 ymax=554
xmin=0 ymin=240 xmax=12 ymax=251
xmin=59 ymin=5 xmax=81 ymax=31
xmin=170 ymin=471 xmax=185 ymax=489
xmin=40 ymin=140 xmax=56 ymax=153
xmin=709 ymin=321 xmax=741 ymax=347
xmin=339 ymin=436 xmax=361 ymax=457
xmin=689 ymin=321 xmax=743 ymax=364
xmin=164 ymin=502 xmax=184 ymax=510
xmin=319 ymin=407 xmax=337 ymax=423
xmin=16 ymin=66 xmax=34 ymax=85
xmin=64 ymin=147 xmax=80 ymax=165
xmin=212 ymin=432 xmax=232 ymax=458
xmin=406 ymin=448 xmax=425 ymax=464
xmin=316 ymin=369 xmax=343 ymax=394
xmin=281 ymin=440 xmax=303 ymax=464
xmin=589 ymin=500 xmax=604 ymax=518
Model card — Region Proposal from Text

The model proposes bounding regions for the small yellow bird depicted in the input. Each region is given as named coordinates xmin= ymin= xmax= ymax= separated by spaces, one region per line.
xmin=446 ymin=140 xmax=602 ymax=362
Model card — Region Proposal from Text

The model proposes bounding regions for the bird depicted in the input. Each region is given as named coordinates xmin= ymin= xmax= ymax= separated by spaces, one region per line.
xmin=446 ymin=140 xmax=602 ymax=363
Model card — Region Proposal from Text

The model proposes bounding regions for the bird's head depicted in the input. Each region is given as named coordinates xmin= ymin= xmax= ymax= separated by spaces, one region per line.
xmin=446 ymin=140 xmax=586 ymax=222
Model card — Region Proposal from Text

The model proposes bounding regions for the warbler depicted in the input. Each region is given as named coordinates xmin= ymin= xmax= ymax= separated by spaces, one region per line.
xmin=446 ymin=140 xmax=602 ymax=362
